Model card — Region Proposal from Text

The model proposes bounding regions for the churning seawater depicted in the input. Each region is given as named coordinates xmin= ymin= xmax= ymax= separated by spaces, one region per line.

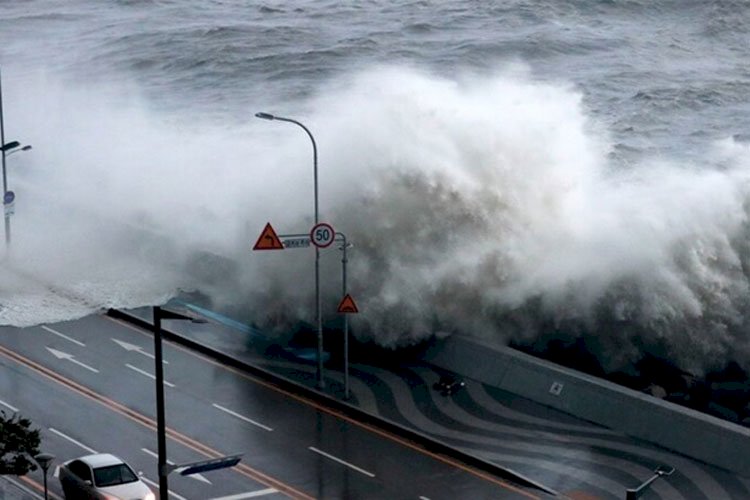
xmin=1 ymin=0 xmax=750 ymax=376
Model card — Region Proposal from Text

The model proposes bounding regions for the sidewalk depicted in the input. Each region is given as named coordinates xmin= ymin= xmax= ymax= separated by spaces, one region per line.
xmin=0 ymin=476 xmax=41 ymax=500
xmin=112 ymin=304 xmax=750 ymax=500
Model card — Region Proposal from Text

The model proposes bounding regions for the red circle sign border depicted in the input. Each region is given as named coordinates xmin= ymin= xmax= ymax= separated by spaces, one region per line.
xmin=310 ymin=222 xmax=335 ymax=248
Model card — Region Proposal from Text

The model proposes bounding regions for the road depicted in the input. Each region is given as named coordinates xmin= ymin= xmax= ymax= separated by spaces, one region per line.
xmin=0 ymin=314 xmax=544 ymax=499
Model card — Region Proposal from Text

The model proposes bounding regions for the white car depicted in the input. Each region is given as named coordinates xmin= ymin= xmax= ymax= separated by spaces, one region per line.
xmin=57 ymin=453 xmax=154 ymax=500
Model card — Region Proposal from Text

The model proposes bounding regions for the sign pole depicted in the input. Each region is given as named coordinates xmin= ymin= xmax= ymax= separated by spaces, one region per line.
xmin=0 ymin=67 xmax=10 ymax=248
xmin=340 ymin=233 xmax=350 ymax=399
xmin=254 ymin=223 xmax=357 ymax=400
xmin=335 ymin=233 xmax=357 ymax=401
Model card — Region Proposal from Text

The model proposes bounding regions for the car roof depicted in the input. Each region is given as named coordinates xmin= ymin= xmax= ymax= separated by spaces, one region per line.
xmin=76 ymin=453 xmax=125 ymax=468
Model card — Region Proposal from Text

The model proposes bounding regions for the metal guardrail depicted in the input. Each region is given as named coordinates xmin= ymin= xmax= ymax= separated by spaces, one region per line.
xmin=626 ymin=465 xmax=674 ymax=499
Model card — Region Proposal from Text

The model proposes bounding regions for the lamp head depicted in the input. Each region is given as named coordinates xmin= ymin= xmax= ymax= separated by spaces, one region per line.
xmin=255 ymin=112 xmax=275 ymax=120
xmin=34 ymin=453 xmax=55 ymax=472
xmin=0 ymin=141 xmax=20 ymax=152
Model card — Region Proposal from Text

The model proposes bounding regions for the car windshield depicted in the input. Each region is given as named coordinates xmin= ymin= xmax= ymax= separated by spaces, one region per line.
xmin=93 ymin=463 xmax=138 ymax=487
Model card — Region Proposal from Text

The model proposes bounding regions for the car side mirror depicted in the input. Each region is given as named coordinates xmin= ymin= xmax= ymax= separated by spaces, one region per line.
xmin=84 ymin=479 xmax=93 ymax=486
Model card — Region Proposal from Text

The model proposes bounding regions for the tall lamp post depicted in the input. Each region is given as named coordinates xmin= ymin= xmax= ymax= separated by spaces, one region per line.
xmin=34 ymin=452 xmax=55 ymax=500
xmin=0 ymin=68 xmax=32 ymax=247
xmin=152 ymin=306 xmax=203 ymax=500
xmin=255 ymin=111 xmax=325 ymax=389
xmin=1 ymin=142 xmax=32 ymax=247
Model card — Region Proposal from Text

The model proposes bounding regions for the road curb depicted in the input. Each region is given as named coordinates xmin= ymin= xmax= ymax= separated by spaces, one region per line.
xmin=107 ymin=308 xmax=558 ymax=497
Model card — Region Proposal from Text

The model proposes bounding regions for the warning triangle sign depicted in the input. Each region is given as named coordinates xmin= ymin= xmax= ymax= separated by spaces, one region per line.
xmin=253 ymin=223 xmax=284 ymax=250
xmin=337 ymin=294 xmax=359 ymax=314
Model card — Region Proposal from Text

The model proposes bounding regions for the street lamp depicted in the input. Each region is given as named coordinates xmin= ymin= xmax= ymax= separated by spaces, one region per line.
xmin=152 ymin=306 xmax=204 ymax=500
xmin=255 ymin=111 xmax=326 ymax=390
xmin=6 ymin=144 xmax=31 ymax=156
xmin=34 ymin=452 xmax=55 ymax=500
xmin=0 ymin=68 xmax=32 ymax=248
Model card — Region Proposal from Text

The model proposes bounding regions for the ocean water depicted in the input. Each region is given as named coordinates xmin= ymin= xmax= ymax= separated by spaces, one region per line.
xmin=1 ymin=0 xmax=750 ymax=376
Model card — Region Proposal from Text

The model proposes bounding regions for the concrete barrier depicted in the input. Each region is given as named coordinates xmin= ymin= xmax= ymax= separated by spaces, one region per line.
xmin=423 ymin=334 xmax=750 ymax=477
xmin=107 ymin=309 xmax=558 ymax=495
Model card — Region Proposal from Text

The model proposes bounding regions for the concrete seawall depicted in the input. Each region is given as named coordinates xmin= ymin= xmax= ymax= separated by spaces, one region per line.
xmin=423 ymin=334 xmax=750 ymax=478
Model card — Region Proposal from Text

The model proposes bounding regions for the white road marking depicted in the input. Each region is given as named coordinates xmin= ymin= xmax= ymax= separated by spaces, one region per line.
xmin=3 ymin=476 xmax=39 ymax=497
xmin=46 ymin=347 xmax=99 ymax=373
xmin=41 ymin=325 xmax=86 ymax=347
xmin=0 ymin=398 xmax=19 ymax=412
xmin=126 ymin=364 xmax=175 ymax=387
xmin=212 ymin=403 xmax=273 ymax=432
xmin=141 ymin=476 xmax=187 ymax=500
xmin=49 ymin=427 xmax=97 ymax=454
xmin=308 ymin=446 xmax=375 ymax=477
xmin=209 ymin=488 xmax=279 ymax=499
xmin=112 ymin=338 xmax=167 ymax=363
xmin=141 ymin=448 xmax=210 ymax=484
xmin=420 ymin=497 xmax=431 ymax=500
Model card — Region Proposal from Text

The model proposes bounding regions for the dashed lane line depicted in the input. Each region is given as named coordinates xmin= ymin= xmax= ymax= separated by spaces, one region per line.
xmin=0 ymin=398 xmax=19 ymax=412
xmin=213 ymin=403 xmax=273 ymax=432
xmin=140 ymin=475 xmax=187 ymax=500
xmin=308 ymin=446 xmax=375 ymax=478
xmin=126 ymin=363 xmax=175 ymax=387
xmin=210 ymin=488 xmax=279 ymax=499
xmin=48 ymin=427 xmax=98 ymax=454
xmin=108 ymin=314 xmax=540 ymax=500
xmin=41 ymin=325 xmax=86 ymax=347
xmin=0 ymin=343 xmax=313 ymax=500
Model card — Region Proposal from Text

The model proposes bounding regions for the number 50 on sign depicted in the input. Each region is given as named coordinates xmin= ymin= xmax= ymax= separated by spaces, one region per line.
xmin=310 ymin=222 xmax=335 ymax=248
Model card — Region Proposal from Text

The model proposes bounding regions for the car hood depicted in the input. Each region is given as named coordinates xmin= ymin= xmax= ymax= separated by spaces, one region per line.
xmin=99 ymin=480 xmax=152 ymax=499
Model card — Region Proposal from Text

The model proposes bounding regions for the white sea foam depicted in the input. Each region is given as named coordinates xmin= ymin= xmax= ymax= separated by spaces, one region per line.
xmin=3 ymin=65 xmax=750 ymax=373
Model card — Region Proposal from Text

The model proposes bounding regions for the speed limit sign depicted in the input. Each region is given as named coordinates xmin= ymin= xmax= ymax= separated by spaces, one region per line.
xmin=310 ymin=222 xmax=335 ymax=248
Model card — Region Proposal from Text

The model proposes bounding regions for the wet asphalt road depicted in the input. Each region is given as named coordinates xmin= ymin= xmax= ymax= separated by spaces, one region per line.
xmin=0 ymin=314 xmax=542 ymax=499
